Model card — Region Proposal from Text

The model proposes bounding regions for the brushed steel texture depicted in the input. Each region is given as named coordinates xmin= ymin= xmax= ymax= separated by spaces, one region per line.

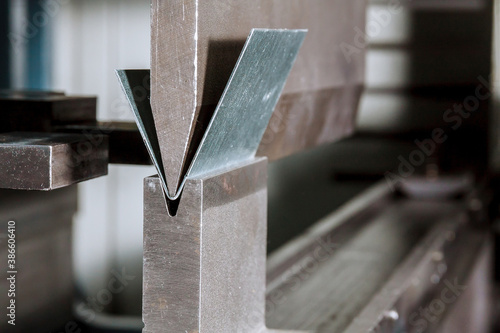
xmin=144 ymin=157 xmax=308 ymax=332
xmin=116 ymin=70 xmax=166 ymax=180
xmin=150 ymin=0 xmax=367 ymax=197
xmin=266 ymin=181 xmax=487 ymax=332
xmin=56 ymin=122 xmax=152 ymax=165
xmin=118 ymin=29 xmax=305 ymax=202
xmin=187 ymin=29 xmax=306 ymax=179
xmin=143 ymin=158 xmax=274 ymax=332
xmin=0 ymin=132 xmax=108 ymax=190
xmin=143 ymin=171 xmax=487 ymax=332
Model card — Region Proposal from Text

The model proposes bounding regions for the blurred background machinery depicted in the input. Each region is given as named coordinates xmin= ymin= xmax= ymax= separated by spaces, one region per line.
xmin=0 ymin=0 xmax=499 ymax=332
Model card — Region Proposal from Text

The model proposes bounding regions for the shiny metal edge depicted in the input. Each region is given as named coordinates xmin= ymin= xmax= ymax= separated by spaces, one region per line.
xmin=117 ymin=29 xmax=305 ymax=205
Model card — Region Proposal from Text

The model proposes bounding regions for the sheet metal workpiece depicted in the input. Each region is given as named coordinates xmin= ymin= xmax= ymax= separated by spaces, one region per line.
xmin=143 ymin=158 xmax=303 ymax=333
xmin=0 ymin=132 xmax=108 ymax=190
xmin=265 ymin=181 xmax=491 ymax=332
xmin=150 ymin=0 xmax=367 ymax=196
xmin=119 ymin=29 xmax=306 ymax=202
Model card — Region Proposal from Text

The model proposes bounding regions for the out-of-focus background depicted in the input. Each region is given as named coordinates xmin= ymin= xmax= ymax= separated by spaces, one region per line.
xmin=0 ymin=0 xmax=499 ymax=326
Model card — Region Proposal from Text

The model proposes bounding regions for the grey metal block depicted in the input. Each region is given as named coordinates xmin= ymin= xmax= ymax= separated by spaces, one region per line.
xmin=0 ymin=132 xmax=108 ymax=190
xmin=143 ymin=158 xmax=283 ymax=333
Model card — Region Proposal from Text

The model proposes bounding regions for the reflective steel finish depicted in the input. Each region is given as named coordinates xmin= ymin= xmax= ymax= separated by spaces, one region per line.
xmin=150 ymin=0 xmax=366 ymax=197
xmin=143 ymin=158 xmax=274 ymax=332
xmin=117 ymin=70 xmax=168 ymax=187
xmin=119 ymin=29 xmax=305 ymax=204
xmin=187 ymin=29 xmax=306 ymax=179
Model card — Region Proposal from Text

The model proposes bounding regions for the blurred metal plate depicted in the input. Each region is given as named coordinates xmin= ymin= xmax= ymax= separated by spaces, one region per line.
xmin=56 ymin=121 xmax=152 ymax=165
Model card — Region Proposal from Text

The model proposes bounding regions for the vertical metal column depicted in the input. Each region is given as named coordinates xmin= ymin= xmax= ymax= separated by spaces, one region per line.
xmin=143 ymin=158 xmax=277 ymax=333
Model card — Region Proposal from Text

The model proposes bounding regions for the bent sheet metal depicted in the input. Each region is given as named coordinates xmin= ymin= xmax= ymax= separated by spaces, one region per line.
xmin=117 ymin=29 xmax=306 ymax=212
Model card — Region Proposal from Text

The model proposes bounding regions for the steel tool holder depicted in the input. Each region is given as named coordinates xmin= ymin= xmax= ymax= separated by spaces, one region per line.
xmin=143 ymin=158 xmax=279 ymax=332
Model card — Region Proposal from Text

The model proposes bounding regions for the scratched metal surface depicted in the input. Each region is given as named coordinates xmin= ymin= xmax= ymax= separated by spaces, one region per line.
xmin=150 ymin=0 xmax=367 ymax=197
xmin=118 ymin=29 xmax=305 ymax=203
xmin=0 ymin=132 xmax=108 ymax=190
xmin=187 ymin=29 xmax=306 ymax=179
xmin=143 ymin=158 xmax=272 ymax=332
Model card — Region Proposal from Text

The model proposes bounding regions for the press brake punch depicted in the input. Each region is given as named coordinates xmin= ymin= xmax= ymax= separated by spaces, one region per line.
xmin=116 ymin=29 xmax=310 ymax=333
xmin=117 ymin=29 xmax=307 ymax=215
